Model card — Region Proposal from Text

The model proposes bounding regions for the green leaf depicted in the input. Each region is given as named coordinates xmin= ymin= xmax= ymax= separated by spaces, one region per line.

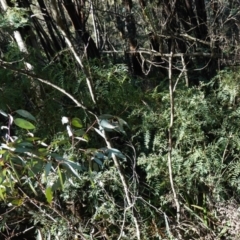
xmin=45 ymin=162 xmax=52 ymax=178
xmin=0 ymin=110 xmax=8 ymax=118
xmin=71 ymin=117 xmax=83 ymax=128
xmin=108 ymin=148 xmax=126 ymax=160
xmin=45 ymin=187 xmax=53 ymax=204
xmin=14 ymin=147 xmax=32 ymax=153
xmin=52 ymin=174 xmax=66 ymax=191
xmin=0 ymin=185 xmax=6 ymax=200
xmin=61 ymin=162 xmax=81 ymax=180
xmin=98 ymin=114 xmax=113 ymax=119
xmin=74 ymin=129 xmax=85 ymax=136
xmin=57 ymin=166 xmax=64 ymax=190
xmin=25 ymin=137 xmax=41 ymax=141
xmin=99 ymin=119 xmax=117 ymax=131
xmin=11 ymin=198 xmax=23 ymax=206
xmin=16 ymin=109 xmax=36 ymax=122
xmin=37 ymin=148 xmax=48 ymax=156
xmin=93 ymin=158 xmax=103 ymax=166
xmin=28 ymin=179 xmax=38 ymax=196
xmin=50 ymin=153 xmax=65 ymax=161
xmin=64 ymin=159 xmax=82 ymax=171
xmin=102 ymin=213 xmax=110 ymax=219
xmin=117 ymin=117 xmax=129 ymax=130
xmin=14 ymin=118 xmax=35 ymax=130
xmin=94 ymin=128 xmax=104 ymax=138
xmin=17 ymin=142 xmax=33 ymax=147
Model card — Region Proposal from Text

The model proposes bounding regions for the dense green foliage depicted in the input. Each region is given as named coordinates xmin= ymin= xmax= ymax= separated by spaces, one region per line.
xmin=1 ymin=0 xmax=240 ymax=239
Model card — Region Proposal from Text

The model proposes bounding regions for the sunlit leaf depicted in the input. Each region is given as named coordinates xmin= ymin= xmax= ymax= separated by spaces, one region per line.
xmin=74 ymin=137 xmax=87 ymax=143
xmin=94 ymin=127 xmax=104 ymax=138
xmin=45 ymin=187 xmax=53 ymax=204
xmin=63 ymin=159 xmax=82 ymax=171
xmin=71 ymin=117 xmax=83 ymax=128
xmin=61 ymin=162 xmax=81 ymax=180
xmin=99 ymin=119 xmax=117 ymax=129
xmin=108 ymin=148 xmax=126 ymax=160
xmin=14 ymin=118 xmax=35 ymax=130
xmin=0 ymin=110 xmax=8 ymax=117
xmin=82 ymin=134 xmax=89 ymax=141
xmin=16 ymin=109 xmax=36 ymax=122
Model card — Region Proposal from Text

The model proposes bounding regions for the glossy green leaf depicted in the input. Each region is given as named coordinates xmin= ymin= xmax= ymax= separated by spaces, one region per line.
xmin=71 ymin=117 xmax=83 ymax=128
xmin=14 ymin=118 xmax=35 ymax=130
xmin=99 ymin=119 xmax=117 ymax=129
xmin=16 ymin=109 xmax=36 ymax=122
xmin=108 ymin=148 xmax=126 ymax=160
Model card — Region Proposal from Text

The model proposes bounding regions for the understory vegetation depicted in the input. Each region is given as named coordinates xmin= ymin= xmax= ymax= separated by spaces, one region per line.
xmin=1 ymin=0 xmax=240 ymax=239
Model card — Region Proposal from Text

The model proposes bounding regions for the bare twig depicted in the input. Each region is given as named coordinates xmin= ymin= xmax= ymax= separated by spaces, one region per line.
xmin=173 ymin=54 xmax=188 ymax=91
xmin=168 ymin=48 xmax=180 ymax=223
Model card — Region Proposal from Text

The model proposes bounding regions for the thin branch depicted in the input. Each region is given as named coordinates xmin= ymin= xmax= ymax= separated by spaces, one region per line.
xmin=168 ymin=48 xmax=180 ymax=223
xmin=173 ymin=54 xmax=188 ymax=91
xmin=101 ymin=49 xmax=216 ymax=58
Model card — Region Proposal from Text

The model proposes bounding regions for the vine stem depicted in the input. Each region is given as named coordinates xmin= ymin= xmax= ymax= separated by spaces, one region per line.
xmin=168 ymin=49 xmax=180 ymax=223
